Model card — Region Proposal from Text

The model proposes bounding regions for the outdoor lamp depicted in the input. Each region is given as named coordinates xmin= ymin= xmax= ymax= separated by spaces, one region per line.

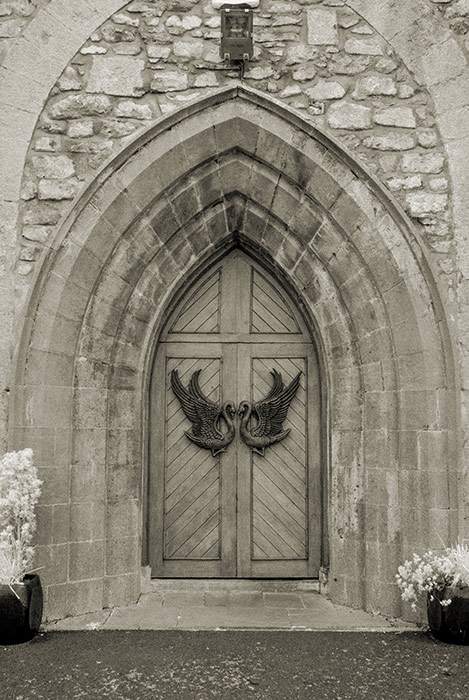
xmin=212 ymin=0 xmax=259 ymax=61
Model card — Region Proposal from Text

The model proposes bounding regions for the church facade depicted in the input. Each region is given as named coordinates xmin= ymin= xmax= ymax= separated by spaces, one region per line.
xmin=0 ymin=0 xmax=467 ymax=622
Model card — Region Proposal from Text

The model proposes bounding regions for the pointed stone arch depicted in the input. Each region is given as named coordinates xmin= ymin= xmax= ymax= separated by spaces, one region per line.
xmin=12 ymin=86 xmax=458 ymax=620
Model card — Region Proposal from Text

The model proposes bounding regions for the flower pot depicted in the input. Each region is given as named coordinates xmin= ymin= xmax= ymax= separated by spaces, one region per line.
xmin=427 ymin=587 xmax=469 ymax=645
xmin=0 ymin=574 xmax=43 ymax=644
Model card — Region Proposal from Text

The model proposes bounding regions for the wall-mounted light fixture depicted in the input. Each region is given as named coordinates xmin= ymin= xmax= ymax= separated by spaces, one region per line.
xmin=212 ymin=1 xmax=259 ymax=62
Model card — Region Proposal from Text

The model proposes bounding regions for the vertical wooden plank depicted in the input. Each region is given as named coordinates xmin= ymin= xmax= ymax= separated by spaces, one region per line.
xmin=236 ymin=253 xmax=252 ymax=335
xmin=236 ymin=343 xmax=253 ymax=577
xmin=220 ymin=251 xmax=251 ymax=334
xmin=221 ymin=342 xmax=237 ymax=576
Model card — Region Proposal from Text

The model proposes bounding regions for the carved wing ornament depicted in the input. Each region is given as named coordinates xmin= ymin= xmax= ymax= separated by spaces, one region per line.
xmin=170 ymin=368 xmax=301 ymax=457
xmin=170 ymin=369 xmax=235 ymax=457
xmin=238 ymin=369 xmax=302 ymax=456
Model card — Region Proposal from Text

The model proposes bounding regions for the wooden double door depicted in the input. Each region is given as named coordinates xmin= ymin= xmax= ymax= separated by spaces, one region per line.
xmin=149 ymin=251 xmax=321 ymax=578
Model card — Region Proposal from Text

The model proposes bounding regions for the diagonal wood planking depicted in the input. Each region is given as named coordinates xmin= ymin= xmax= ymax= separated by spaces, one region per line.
xmin=171 ymin=272 xmax=220 ymax=333
xmin=251 ymin=270 xmax=300 ymax=334
xmin=252 ymin=358 xmax=307 ymax=560
xmin=164 ymin=357 xmax=221 ymax=560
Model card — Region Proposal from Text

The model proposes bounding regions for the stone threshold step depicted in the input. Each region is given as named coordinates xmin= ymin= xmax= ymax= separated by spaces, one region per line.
xmin=148 ymin=579 xmax=321 ymax=593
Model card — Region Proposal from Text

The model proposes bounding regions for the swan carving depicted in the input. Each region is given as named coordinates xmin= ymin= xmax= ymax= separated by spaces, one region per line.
xmin=170 ymin=369 xmax=235 ymax=457
xmin=239 ymin=369 xmax=302 ymax=456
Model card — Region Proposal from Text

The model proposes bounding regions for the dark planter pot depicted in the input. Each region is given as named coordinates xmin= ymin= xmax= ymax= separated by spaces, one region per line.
xmin=427 ymin=587 xmax=469 ymax=645
xmin=0 ymin=574 xmax=43 ymax=644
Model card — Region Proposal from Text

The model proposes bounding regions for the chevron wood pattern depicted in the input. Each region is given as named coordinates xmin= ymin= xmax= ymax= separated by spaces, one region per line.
xmin=251 ymin=270 xmax=300 ymax=334
xmin=164 ymin=358 xmax=221 ymax=560
xmin=171 ymin=271 xmax=220 ymax=334
xmin=251 ymin=358 xmax=307 ymax=560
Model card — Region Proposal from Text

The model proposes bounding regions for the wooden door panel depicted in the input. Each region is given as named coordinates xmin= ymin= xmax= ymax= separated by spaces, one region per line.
xmin=163 ymin=357 xmax=221 ymax=563
xmin=251 ymin=357 xmax=308 ymax=561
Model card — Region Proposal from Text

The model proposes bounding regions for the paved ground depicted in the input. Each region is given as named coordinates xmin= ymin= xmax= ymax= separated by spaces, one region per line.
xmin=1 ymin=630 xmax=469 ymax=699
xmin=45 ymin=580 xmax=416 ymax=631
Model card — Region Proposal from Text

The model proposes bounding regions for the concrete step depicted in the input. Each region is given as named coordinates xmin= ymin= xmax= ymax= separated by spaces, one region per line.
xmin=147 ymin=578 xmax=321 ymax=593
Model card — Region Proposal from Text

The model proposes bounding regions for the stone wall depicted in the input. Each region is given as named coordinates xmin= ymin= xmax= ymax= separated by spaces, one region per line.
xmin=1 ymin=0 xmax=469 ymax=621
xmin=19 ymin=0 xmax=453 ymax=298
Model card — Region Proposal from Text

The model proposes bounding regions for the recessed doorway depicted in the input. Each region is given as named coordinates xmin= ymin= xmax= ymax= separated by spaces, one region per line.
xmin=149 ymin=250 xmax=322 ymax=578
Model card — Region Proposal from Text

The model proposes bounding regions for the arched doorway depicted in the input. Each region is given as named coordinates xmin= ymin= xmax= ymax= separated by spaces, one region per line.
xmin=149 ymin=250 xmax=322 ymax=578
xmin=11 ymin=87 xmax=457 ymax=620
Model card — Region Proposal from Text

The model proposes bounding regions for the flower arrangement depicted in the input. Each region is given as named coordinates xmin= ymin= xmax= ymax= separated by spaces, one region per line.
xmin=396 ymin=543 xmax=469 ymax=610
xmin=0 ymin=449 xmax=41 ymax=585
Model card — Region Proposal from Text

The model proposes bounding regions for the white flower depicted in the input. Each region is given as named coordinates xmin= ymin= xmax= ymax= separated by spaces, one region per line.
xmin=396 ymin=543 xmax=469 ymax=610
xmin=0 ymin=449 xmax=41 ymax=584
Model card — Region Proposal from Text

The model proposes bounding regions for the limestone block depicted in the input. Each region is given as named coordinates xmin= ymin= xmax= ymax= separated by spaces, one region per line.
xmin=173 ymin=40 xmax=204 ymax=59
xmin=307 ymin=8 xmax=338 ymax=45
xmin=286 ymin=45 xmax=318 ymax=65
xmin=127 ymin=1 xmax=163 ymax=12
xmin=339 ymin=13 xmax=360 ymax=28
xmin=50 ymin=95 xmax=112 ymax=119
xmin=166 ymin=15 xmax=202 ymax=33
xmin=327 ymin=102 xmax=371 ymax=130
xmin=344 ymin=38 xmax=384 ymax=55
xmin=362 ymin=134 xmax=415 ymax=150
xmin=147 ymin=44 xmax=171 ymax=61
xmin=406 ymin=192 xmax=448 ymax=216
xmin=417 ymin=129 xmax=438 ymax=148
xmin=306 ymin=80 xmax=346 ymax=101
xmin=100 ymin=120 xmax=139 ymax=138
xmin=270 ymin=2 xmax=301 ymax=13
xmin=374 ymin=107 xmax=416 ymax=129
xmin=115 ymin=101 xmax=153 ymax=119
xmin=87 ymin=56 xmax=145 ymax=97
xmin=23 ymin=202 xmax=63 ymax=225
xmin=35 ymin=136 xmax=61 ymax=152
xmin=0 ymin=18 xmax=24 ymax=38
xmin=67 ymin=120 xmax=94 ymax=138
xmin=398 ymin=84 xmax=415 ymax=99
xmin=113 ymin=13 xmax=140 ymax=27
xmin=330 ymin=54 xmax=371 ymax=75
xmin=429 ymin=177 xmax=448 ymax=192
xmin=19 ymin=245 xmax=40 ymax=262
xmin=32 ymin=154 xmax=75 ymax=180
xmin=38 ymin=179 xmax=80 ymax=201
xmin=101 ymin=25 xmax=136 ymax=43
xmin=245 ymin=66 xmax=275 ymax=80
xmin=401 ymin=153 xmax=445 ymax=174
xmin=273 ymin=15 xmax=302 ymax=26
xmin=22 ymin=225 xmax=51 ymax=244
xmin=81 ymin=45 xmax=107 ymax=55
xmin=386 ymin=176 xmax=422 ymax=191
xmin=292 ymin=67 xmax=317 ymax=81
xmin=150 ymin=71 xmax=189 ymax=92
xmin=193 ymin=72 xmax=219 ymax=88
xmin=352 ymin=75 xmax=396 ymax=99
xmin=205 ymin=16 xmax=221 ymax=28
xmin=58 ymin=66 xmax=82 ymax=91
xmin=352 ymin=24 xmax=373 ymax=35
xmin=280 ymin=85 xmax=302 ymax=98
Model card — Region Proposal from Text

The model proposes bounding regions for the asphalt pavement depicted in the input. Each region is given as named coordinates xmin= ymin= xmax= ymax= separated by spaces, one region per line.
xmin=1 ymin=630 xmax=468 ymax=699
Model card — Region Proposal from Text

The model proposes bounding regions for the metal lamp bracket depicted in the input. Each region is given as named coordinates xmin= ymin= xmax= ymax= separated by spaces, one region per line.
xmin=212 ymin=0 xmax=259 ymax=8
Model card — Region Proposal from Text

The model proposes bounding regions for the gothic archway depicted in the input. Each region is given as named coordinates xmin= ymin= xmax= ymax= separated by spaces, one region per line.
xmin=11 ymin=86 xmax=457 ymax=620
